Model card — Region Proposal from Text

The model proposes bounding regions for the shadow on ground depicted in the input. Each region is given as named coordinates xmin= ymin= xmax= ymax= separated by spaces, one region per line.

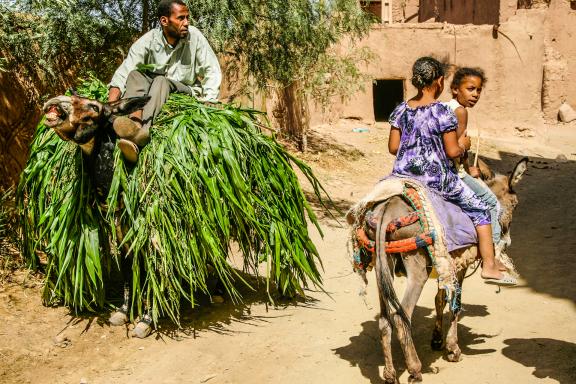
xmin=156 ymin=271 xmax=323 ymax=340
xmin=482 ymin=152 xmax=576 ymax=303
xmin=305 ymin=129 xmax=365 ymax=160
xmin=333 ymin=304 xmax=495 ymax=383
xmin=70 ymin=269 xmax=323 ymax=341
xmin=304 ymin=190 xmax=352 ymax=227
xmin=502 ymin=338 xmax=576 ymax=383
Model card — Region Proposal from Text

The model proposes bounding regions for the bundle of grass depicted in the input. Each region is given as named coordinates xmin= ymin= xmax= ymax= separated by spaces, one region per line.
xmin=18 ymin=77 xmax=329 ymax=324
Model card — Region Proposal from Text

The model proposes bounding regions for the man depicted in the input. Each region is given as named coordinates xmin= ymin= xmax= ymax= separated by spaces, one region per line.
xmin=108 ymin=0 xmax=222 ymax=162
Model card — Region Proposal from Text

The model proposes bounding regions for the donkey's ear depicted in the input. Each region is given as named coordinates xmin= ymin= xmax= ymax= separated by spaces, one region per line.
xmin=477 ymin=158 xmax=495 ymax=181
xmin=104 ymin=96 xmax=151 ymax=116
xmin=509 ymin=157 xmax=529 ymax=192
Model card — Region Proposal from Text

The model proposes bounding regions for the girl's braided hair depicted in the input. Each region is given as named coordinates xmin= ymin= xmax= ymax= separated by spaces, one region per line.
xmin=451 ymin=67 xmax=487 ymax=89
xmin=411 ymin=57 xmax=446 ymax=89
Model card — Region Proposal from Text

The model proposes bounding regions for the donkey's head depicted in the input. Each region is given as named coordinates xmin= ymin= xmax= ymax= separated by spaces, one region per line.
xmin=482 ymin=157 xmax=529 ymax=244
xmin=42 ymin=94 xmax=149 ymax=154
xmin=43 ymin=95 xmax=73 ymax=141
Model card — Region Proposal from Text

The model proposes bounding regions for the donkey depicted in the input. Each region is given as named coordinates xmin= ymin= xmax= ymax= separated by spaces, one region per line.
xmin=43 ymin=94 xmax=153 ymax=337
xmin=365 ymin=158 xmax=528 ymax=383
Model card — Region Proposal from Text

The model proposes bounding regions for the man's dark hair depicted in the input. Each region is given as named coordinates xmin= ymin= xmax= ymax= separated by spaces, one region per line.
xmin=158 ymin=0 xmax=187 ymax=19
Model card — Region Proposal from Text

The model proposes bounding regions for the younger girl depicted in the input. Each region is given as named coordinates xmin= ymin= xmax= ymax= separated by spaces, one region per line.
xmin=446 ymin=67 xmax=503 ymax=249
xmin=387 ymin=57 xmax=516 ymax=286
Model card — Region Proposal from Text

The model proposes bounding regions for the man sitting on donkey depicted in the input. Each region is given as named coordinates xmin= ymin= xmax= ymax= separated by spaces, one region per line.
xmin=108 ymin=0 xmax=222 ymax=163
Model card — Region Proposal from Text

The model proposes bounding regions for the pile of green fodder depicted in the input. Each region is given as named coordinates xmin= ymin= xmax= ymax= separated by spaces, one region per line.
xmin=18 ymin=77 xmax=329 ymax=324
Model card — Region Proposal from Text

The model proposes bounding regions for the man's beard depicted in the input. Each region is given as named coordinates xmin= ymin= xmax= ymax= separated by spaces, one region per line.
xmin=165 ymin=26 xmax=186 ymax=41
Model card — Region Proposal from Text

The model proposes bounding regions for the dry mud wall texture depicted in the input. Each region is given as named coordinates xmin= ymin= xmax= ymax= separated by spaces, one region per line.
xmin=326 ymin=0 xmax=576 ymax=132
xmin=316 ymin=11 xmax=548 ymax=135
xmin=543 ymin=0 xmax=576 ymax=121
xmin=0 ymin=72 xmax=40 ymax=188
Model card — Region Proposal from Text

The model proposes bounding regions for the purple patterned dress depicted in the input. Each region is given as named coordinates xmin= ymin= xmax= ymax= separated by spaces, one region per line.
xmin=388 ymin=101 xmax=490 ymax=226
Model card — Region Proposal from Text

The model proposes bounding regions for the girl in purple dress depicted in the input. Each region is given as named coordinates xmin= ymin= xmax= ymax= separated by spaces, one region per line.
xmin=387 ymin=57 xmax=516 ymax=286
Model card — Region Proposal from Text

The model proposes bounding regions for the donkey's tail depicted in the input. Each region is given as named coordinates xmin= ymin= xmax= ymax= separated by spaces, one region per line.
xmin=376 ymin=205 xmax=411 ymax=328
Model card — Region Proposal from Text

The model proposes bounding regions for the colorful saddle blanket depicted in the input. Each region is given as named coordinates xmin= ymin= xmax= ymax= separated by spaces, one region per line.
xmin=348 ymin=177 xmax=477 ymax=273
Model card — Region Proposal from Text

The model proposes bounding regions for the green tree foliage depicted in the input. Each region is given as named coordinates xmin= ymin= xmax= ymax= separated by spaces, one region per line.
xmin=0 ymin=1 xmax=139 ymax=91
xmin=189 ymin=0 xmax=371 ymax=88
xmin=1 ymin=0 xmax=373 ymax=145
xmin=188 ymin=0 xmax=374 ymax=149
xmin=19 ymin=78 xmax=328 ymax=323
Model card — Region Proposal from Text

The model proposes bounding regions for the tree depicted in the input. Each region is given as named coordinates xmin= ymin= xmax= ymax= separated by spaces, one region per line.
xmin=0 ymin=0 xmax=374 ymax=153
xmin=0 ymin=0 xmax=140 ymax=91
xmin=187 ymin=0 xmax=374 ymax=150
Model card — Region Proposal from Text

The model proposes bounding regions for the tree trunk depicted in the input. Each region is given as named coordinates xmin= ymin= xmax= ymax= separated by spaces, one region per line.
xmin=142 ymin=0 xmax=150 ymax=33
xmin=273 ymin=81 xmax=309 ymax=152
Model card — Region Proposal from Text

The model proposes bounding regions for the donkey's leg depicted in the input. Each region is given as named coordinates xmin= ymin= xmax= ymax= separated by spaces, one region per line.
xmin=431 ymin=287 xmax=447 ymax=350
xmin=445 ymin=268 xmax=467 ymax=362
xmin=392 ymin=251 xmax=429 ymax=382
xmin=109 ymin=279 xmax=130 ymax=326
xmin=109 ymin=219 xmax=131 ymax=326
xmin=375 ymin=259 xmax=398 ymax=384
xmin=132 ymin=304 xmax=153 ymax=339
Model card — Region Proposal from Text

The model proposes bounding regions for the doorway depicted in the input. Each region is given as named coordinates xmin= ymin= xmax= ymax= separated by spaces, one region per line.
xmin=373 ymin=79 xmax=404 ymax=122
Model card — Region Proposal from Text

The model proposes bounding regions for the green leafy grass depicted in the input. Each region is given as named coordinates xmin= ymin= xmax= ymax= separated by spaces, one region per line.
xmin=18 ymin=78 xmax=330 ymax=325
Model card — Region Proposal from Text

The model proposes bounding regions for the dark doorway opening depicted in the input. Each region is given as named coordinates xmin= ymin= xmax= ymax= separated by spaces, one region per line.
xmin=373 ymin=79 xmax=404 ymax=122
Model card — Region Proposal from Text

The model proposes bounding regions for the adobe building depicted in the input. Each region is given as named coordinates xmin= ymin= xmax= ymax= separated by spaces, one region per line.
xmin=312 ymin=0 xmax=576 ymax=137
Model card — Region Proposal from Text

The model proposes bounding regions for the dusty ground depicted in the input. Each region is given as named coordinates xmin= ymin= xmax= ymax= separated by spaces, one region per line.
xmin=1 ymin=119 xmax=575 ymax=384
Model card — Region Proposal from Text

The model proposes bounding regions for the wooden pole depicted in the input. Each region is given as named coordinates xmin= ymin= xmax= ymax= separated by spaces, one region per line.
xmin=473 ymin=132 xmax=481 ymax=167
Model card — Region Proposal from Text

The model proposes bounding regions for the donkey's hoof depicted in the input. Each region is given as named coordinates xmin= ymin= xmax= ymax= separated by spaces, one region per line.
xmin=131 ymin=314 xmax=153 ymax=339
xmin=382 ymin=370 xmax=398 ymax=384
xmin=109 ymin=310 xmax=129 ymax=326
xmin=446 ymin=350 xmax=462 ymax=362
xmin=408 ymin=372 xmax=423 ymax=382
xmin=131 ymin=322 xmax=152 ymax=338
xmin=431 ymin=338 xmax=443 ymax=351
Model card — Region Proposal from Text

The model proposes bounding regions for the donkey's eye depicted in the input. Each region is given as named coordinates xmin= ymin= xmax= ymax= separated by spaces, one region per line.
xmin=89 ymin=104 xmax=100 ymax=113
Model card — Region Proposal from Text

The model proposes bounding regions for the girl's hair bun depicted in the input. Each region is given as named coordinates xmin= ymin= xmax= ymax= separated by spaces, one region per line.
xmin=411 ymin=57 xmax=446 ymax=89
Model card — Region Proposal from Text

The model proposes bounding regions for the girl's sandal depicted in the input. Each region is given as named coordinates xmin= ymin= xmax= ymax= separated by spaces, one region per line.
xmin=483 ymin=273 xmax=517 ymax=286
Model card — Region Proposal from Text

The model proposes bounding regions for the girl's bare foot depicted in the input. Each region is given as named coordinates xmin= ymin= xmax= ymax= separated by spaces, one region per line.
xmin=480 ymin=262 xmax=505 ymax=280
xmin=481 ymin=264 xmax=517 ymax=286
xmin=495 ymin=259 xmax=509 ymax=271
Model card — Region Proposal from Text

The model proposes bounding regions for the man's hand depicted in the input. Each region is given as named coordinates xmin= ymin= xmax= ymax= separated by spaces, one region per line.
xmin=108 ymin=87 xmax=121 ymax=103
xmin=469 ymin=166 xmax=481 ymax=178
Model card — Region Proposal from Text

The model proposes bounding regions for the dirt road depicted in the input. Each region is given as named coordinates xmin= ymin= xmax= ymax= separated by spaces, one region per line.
xmin=1 ymin=121 xmax=575 ymax=384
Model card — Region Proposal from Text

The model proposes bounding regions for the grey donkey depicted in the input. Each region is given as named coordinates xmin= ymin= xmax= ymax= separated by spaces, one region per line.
xmin=365 ymin=157 xmax=528 ymax=383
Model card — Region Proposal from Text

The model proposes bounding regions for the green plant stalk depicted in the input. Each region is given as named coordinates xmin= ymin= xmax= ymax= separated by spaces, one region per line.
xmin=19 ymin=78 xmax=329 ymax=325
